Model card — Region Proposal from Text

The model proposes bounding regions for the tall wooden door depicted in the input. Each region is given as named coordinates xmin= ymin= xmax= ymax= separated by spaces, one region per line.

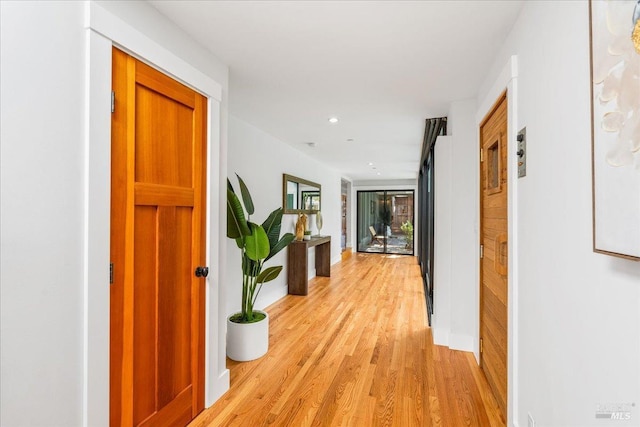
xmin=110 ymin=47 xmax=207 ymax=427
xmin=479 ymin=92 xmax=508 ymax=419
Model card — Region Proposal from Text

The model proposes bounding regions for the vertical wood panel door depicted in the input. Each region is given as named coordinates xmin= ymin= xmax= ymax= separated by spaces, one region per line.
xmin=479 ymin=93 xmax=508 ymax=419
xmin=110 ymin=47 xmax=207 ymax=427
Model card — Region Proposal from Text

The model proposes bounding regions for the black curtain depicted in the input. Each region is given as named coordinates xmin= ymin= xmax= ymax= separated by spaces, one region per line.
xmin=417 ymin=117 xmax=447 ymax=325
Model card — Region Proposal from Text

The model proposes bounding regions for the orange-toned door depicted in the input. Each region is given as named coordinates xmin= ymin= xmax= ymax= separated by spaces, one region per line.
xmin=479 ymin=93 xmax=508 ymax=419
xmin=110 ymin=47 xmax=207 ymax=427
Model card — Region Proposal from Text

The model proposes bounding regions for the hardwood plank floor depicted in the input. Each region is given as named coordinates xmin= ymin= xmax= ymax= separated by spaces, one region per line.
xmin=190 ymin=253 xmax=505 ymax=427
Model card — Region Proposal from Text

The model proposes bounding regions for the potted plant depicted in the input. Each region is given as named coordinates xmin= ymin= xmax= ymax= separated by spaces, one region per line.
xmin=226 ymin=174 xmax=294 ymax=361
xmin=401 ymin=220 xmax=414 ymax=249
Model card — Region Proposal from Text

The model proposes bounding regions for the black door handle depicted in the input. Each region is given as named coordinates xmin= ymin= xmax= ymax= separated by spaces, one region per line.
xmin=195 ymin=266 xmax=209 ymax=278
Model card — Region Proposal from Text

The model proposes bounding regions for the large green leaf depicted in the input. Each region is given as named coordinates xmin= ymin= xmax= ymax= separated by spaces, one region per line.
xmin=265 ymin=232 xmax=295 ymax=261
xmin=227 ymin=189 xmax=250 ymax=238
xmin=245 ymin=222 xmax=270 ymax=261
xmin=256 ymin=266 xmax=283 ymax=284
xmin=236 ymin=174 xmax=255 ymax=216
xmin=262 ymin=208 xmax=283 ymax=249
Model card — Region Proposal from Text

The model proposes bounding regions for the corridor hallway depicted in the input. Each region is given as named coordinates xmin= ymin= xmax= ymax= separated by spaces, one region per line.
xmin=191 ymin=253 xmax=505 ymax=426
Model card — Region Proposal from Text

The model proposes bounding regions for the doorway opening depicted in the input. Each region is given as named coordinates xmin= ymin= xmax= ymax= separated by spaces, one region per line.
xmin=356 ymin=190 xmax=414 ymax=255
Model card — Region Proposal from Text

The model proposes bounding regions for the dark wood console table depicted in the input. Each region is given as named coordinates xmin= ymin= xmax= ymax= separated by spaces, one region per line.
xmin=287 ymin=236 xmax=331 ymax=295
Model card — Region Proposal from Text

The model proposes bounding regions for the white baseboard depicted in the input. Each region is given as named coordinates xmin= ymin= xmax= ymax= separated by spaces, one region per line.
xmin=206 ymin=368 xmax=229 ymax=406
xmin=431 ymin=327 xmax=475 ymax=353
xmin=432 ymin=327 xmax=450 ymax=347
xmin=448 ymin=333 xmax=475 ymax=352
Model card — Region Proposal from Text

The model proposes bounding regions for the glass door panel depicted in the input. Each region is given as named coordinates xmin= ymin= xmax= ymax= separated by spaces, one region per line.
xmin=357 ymin=191 xmax=385 ymax=253
xmin=357 ymin=190 xmax=414 ymax=255
xmin=388 ymin=191 xmax=414 ymax=255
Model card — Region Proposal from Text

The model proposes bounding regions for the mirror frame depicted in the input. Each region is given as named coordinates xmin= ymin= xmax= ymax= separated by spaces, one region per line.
xmin=282 ymin=173 xmax=321 ymax=214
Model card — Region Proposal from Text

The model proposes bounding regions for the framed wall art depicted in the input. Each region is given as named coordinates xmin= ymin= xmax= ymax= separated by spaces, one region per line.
xmin=590 ymin=0 xmax=640 ymax=259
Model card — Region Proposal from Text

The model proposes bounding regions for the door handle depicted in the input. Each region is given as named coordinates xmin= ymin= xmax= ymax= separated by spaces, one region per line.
xmin=195 ymin=266 xmax=209 ymax=278
xmin=494 ymin=234 xmax=508 ymax=276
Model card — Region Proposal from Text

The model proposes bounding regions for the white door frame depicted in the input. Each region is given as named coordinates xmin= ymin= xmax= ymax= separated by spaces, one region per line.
xmin=83 ymin=3 xmax=228 ymax=426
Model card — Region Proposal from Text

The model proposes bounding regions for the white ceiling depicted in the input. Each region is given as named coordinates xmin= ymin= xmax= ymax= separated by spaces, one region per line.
xmin=149 ymin=0 xmax=523 ymax=181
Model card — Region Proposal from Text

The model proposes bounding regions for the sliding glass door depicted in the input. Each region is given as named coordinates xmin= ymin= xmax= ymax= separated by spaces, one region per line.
xmin=356 ymin=190 xmax=414 ymax=255
xmin=418 ymin=156 xmax=435 ymax=322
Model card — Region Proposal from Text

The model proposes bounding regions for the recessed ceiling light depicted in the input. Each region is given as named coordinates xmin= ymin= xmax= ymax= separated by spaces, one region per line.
xmin=328 ymin=117 xmax=339 ymax=123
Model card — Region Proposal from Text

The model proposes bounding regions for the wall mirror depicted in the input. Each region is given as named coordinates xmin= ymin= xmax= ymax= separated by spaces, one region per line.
xmin=283 ymin=174 xmax=321 ymax=214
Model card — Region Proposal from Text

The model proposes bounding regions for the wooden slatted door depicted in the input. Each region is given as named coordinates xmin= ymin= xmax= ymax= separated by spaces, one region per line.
xmin=110 ymin=47 xmax=207 ymax=427
xmin=479 ymin=92 xmax=508 ymax=419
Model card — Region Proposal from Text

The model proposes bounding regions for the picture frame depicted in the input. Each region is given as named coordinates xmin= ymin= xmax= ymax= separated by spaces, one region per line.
xmin=589 ymin=0 xmax=640 ymax=260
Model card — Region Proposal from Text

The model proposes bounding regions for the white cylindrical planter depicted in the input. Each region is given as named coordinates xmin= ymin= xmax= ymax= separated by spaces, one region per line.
xmin=227 ymin=311 xmax=269 ymax=362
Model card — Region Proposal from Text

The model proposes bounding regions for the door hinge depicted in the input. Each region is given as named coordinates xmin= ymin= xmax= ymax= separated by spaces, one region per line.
xmin=111 ymin=91 xmax=115 ymax=113
xmin=480 ymin=148 xmax=484 ymax=162
xmin=480 ymin=244 xmax=484 ymax=259
xmin=480 ymin=338 xmax=483 ymax=353
xmin=109 ymin=262 xmax=114 ymax=284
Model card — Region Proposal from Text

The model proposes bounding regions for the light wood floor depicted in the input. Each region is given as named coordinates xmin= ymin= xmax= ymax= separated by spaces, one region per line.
xmin=190 ymin=253 xmax=505 ymax=427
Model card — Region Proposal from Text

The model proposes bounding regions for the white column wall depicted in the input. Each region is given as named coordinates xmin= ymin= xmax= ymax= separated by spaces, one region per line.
xmin=1 ymin=2 xmax=86 ymax=425
xmin=433 ymin=136 xmax=454 ymax=345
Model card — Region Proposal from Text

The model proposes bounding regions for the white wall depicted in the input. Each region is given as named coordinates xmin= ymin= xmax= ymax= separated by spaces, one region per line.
xmin=478 ymin=2 xmax=640 ymax=426
xmin=227 ymin=115 xmax=343 ymax=316
xmin=1 ymin=2 xmax=85 ymax=425
xmin=1 ymin=1 xmax=230 ymax=425
xmin=433 ymin=101 xmax=479 ymax=351
xmin=447 ymin=100 xmax=479 ymax=352
xmin=433 ymin=136 xmax=454 ymax=345
xmin=96 ymin=1 xmax=229 ymax=87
